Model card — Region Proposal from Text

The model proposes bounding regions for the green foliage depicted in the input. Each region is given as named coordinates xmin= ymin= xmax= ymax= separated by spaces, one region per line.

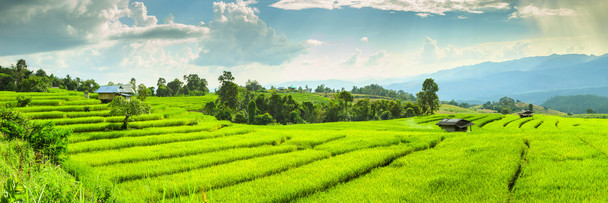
xmin=233 ymin=111 xmax=248 ymax=124
xmin=136 ymin=84 xmax=149 ymax=101
xmin=247 ymin=100 xmax=257 ymax=124
xmin=542 ymin=95 xmax=608 ymax=114
xmin=16 ymin=96 xmax=31 ymax=107
xmin=501 ymin=107 xmax=512 ymax=115
xmin=404 ymin=107 xmax=415 ymax=118
xmin=215 ymin=108 xmax=232 ymax=121
xmin=108 ymin=97 xmax=150 ymax=130
xmin=287 ymin=110 xmax=306 ymax=124
xmin=380 ymin=110 xmax=391 ymax=120
xmin=245 ymin=80 xmax=263 ymax=92
xmin=351 ymin=84 xmax=415 ymax=101
xmin=0 ymin=108 xmax=28 ymax=140
xmin=27 ymin=122 xmax=71 ymax=163
xmin=254 ymin=113 xmax=275 ymax=125
xmin=416 ymin=78 xmax=440 ymax=115
xmin=17 ymin=76 xmax=49 ymax=92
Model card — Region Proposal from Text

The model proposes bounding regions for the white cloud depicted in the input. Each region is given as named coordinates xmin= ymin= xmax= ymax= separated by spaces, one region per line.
xmin=271 ymin=0 xmax=512 ymax=15
xmin=416 ymin=13 xmax=431 ymax=18
xmin=365 ymin=50 xmax=386 ymax=66
xmin=164 ymin=14 xmax=175 ymax=24
xmin=0 ymin=0 xmax=210 ymax=56
xmin=342 ymin=49 xmax=361 ymax=66
xmin=457 ymin=16 xmax=468 ymax=19
xmin=360 ymin=37 xmax=368 ymax=43
xmin=129 ymin=2 xmax=158 ymax=27
xmin=194 ymin=1 xmax=311 ymax=66
xmin=509 ymin=4 xmax=576 ymax=19
xmin=306 ymin=39 xmax=325 ymax=46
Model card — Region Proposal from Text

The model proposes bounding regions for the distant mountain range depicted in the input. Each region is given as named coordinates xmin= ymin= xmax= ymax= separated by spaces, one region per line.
xmin=274 ymin=54 xmax=608 ymax=105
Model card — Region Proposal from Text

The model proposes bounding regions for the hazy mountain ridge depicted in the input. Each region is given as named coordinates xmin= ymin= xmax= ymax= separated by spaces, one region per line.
xmin=387 ymin=54 xmax=608 ymax=104
xmin=269 ymin=54 xmax=608 ymax=105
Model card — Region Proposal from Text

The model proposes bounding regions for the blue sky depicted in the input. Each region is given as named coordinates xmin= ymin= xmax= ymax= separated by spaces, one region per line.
xmin=0 ymin=0 xmax=606 ymax=89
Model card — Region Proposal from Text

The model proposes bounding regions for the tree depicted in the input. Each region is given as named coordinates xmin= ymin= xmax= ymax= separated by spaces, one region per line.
xmin=404 ymin=108 xmax=416 ymax=118
xmin=108 ymin=97 xmax=150 ymax=130
xmin=587 ymin=108 xmax=595 ymax=114
xmin=353 ymin=98 xmax=371 ymax=121
xmin=157 ymin=78 xmax=167 ymax=87
xmin=501 ymin=107 xmax=511 ymax=115
xmin=137 ymin=84 xmax=149 ymax=101
xmin=218 ymin=71 xmax=234 ymax=85
xmin=167 ymin=78 xmax=183 ymax=96
xmin=130 ymin=78 xmax=137 ymax=90
xmin=336 ymin=91 xmax=353 ymax=120
xmin=245 ymin=80 xmax=263 ymax=92
xmin=217 ymin=71 xmax=239 ymax=109
xmin=247 ymin=100 xmax=258 ymax=124
xmin=148 ymin=86 xmax=156 ymax=96
xmin=183 ymin=74 xmax=208 ymax=94
xmin=18 ymin=76 xmax=48 ymax=92
xmin=13 ymin=59 xmax=29 ymax=85
xmin=528 ymin=103 xmax=534 ymax=112
xmin=254 ymin=113 xmax=275 ymax=125
xmin=416 ymin=78 xmax=440 ymax=115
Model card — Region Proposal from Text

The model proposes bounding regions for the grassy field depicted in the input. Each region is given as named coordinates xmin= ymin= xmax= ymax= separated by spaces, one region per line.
xmin=2 ymin=90 xmax=608 ymax=202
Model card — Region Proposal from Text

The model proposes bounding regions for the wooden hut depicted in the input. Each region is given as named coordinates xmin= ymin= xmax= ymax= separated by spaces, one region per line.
xmin=94 ymin=85 xmax=135 ymax=103
xmin=518 ymin=110 xmax=534 ymax=118
xmin=436 ymin=118 xmax=475 ymax=132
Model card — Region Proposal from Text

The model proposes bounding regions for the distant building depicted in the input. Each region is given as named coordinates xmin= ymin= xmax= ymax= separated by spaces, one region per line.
xmin=518 ymin=110 xmax=534 ymax=118
xmin=94 ymin=85 xmax=135 ymax=103
xmin=278 ymin=87 xmax=286 ymax=91
xmin=288 ymin=86 xmax=296 ymax=91
xmin=436 ymin=118 xmax=475 ymax=132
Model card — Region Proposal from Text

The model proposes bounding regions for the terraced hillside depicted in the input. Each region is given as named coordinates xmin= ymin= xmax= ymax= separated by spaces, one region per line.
xmin=2 ymin=90 xmax=608 ymax=202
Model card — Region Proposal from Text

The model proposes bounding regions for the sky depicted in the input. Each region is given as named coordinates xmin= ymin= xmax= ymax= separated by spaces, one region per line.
xmin=0 ymin=0 xmax=607 ymax=89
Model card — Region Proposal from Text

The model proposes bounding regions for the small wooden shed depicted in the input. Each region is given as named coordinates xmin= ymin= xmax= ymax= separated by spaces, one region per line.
xmin=436 ymin=118 xmax=475 ymax=132
xmin=94 ymin=85 xmax=135 ymax=103
xmin=518 ymin=110 xmax=534 ymax=118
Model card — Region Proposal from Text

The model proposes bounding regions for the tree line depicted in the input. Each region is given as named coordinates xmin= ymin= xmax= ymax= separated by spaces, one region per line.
xmin=204 ymin=71 xmax=440 ymax=125
xmin=0 ymin=59 xmax=100 ymax=93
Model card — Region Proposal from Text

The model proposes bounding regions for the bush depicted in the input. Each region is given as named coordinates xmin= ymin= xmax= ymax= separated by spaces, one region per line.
xmin=215 ymin=108 xmax=232 ymax=121
xmin=27 ymin=122 xmax=71 ymax=163
xmin=380 ymin=110 xmax=392 ymax=120
xmin=16 ymin=96 xmax=32 ymax=107
xmin=254 ymin=113 xmax=275 ymax=125
xmin=233 ymin=111 xmax=248 ymax=123
xmin=404 ymin=108 xmax=416 ymax=118
xmin=287 ymin=110 xmax=306 ymax=124
xmin=0 ymin=108 xmax=28 ymax=139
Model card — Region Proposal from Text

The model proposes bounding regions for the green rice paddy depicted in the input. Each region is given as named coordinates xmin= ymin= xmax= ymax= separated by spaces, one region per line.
xmin=2 ymin=90 xmax=608 ymax=202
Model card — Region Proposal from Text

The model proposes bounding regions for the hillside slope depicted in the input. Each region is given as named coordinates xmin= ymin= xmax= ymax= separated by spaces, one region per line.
xmin=385 ymin=54 xmax=608 ymax=103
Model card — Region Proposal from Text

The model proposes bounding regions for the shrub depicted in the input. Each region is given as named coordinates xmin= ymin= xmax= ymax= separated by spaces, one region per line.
xmin=380 ymin=110 xmax=392 ymax=120
xmin=287 ymin=110 xmax=306 ymax=124
xmin=16 ymin=96 xmax=32 ymax=107
xmin=0 ymin=108 xmax=28 ymax=139
xmin=233 ymin=111 xmax=248 ymax=123
xmin=404 ymin=108 xmax=416 ymax=118
xmin=254 ymin=113 xmax=275 ymax=125
xmin=27 ymin=122 xmax=71 ymax=163
xmin=215 ymin=108 xmax=232 ymax=121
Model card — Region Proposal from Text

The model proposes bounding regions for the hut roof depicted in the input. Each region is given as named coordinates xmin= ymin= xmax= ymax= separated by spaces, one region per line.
xmin=436 ymin=118 xmax=475 ymax=128
xmin=518 ymin=110 xmax=534 ymax=115
xmin=94 ymin=85 xmax=135 ymax=95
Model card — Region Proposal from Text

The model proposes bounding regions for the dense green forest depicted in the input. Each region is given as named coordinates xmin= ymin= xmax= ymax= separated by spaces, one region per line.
xmin=543 ymin=95 xmax=608 ymax=114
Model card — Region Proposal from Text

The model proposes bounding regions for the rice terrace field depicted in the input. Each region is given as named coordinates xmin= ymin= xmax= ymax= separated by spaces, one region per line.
xmin=0 ymin=89 xmax=606 ymax=202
